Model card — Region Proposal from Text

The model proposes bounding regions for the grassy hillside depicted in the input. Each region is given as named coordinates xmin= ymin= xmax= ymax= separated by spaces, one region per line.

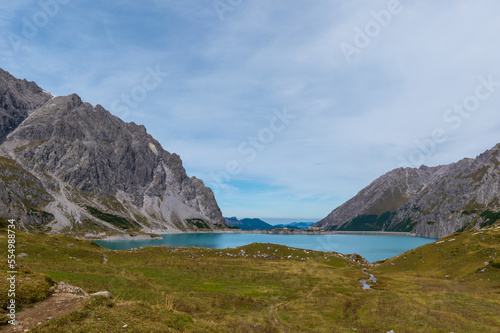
xmin=0 ymin=225 xmax=499 ymax=332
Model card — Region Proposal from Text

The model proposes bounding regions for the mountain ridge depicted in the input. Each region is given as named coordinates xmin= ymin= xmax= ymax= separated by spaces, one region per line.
xmin=0 ymin=68 xmax=53 ymax=143
xmin=224 ymin=217 xmax=316 ymax=230
xmin=224 ymin=217 xmax=274 ymax=230
xmin=0 ymin=69 xmax=226 ymax=235
xmin=315 ymin=144 xmax=500 ymax=237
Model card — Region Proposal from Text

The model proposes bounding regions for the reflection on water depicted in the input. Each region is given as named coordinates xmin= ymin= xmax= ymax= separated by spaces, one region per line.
xmin=95 ymin=233 xmax=437 ymax=262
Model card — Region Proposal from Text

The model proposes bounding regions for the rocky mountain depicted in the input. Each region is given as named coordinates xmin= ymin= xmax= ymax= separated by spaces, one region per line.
xmin=0 ymin=69 xmax=226 ymax=235
xmin=0 ymin=68 xmax=53 ymax=142
xmin=315 ymin=145 xmax=500 ymax=238
xmin=224 ymin=217 xmax=274 ymax=230
xmin=224 ymin=217 xmax=242 ymax=228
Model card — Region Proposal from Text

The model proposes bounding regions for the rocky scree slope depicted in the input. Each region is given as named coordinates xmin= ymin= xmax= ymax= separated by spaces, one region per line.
xmin=316 ymin=145 xmax=500 ymax=238
xmin=0 ymin=69 xmax=225 ymax=235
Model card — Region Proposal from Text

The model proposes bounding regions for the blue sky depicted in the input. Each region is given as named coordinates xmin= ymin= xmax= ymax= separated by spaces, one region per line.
xmin=2 ymin=1 xmax=500 ymax=224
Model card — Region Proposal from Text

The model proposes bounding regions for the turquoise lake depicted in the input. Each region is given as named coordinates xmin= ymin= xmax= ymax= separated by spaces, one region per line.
xmin=94 ymin=233 xmax=437 ymax=262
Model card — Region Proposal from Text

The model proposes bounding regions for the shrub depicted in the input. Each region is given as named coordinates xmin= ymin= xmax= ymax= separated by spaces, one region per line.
xmin=85 ymin=206 xmax=140 ymax=230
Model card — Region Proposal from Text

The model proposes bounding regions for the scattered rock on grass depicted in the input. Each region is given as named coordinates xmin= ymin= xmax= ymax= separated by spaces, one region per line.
xmin=56 ymin=282 xmax=89 ymax=297
xmin=90 ymin=291 xmax=113 ymax=299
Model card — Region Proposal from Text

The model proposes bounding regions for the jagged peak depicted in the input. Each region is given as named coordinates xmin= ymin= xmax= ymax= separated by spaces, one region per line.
xmin=51 ymin=93 xmax=83 ymax=108
xmin=0 ymin=68 xmax=22 ymax=82
xmin=0 ymin=68 xmax=54 ymax=142
xmin=474 ymin=143 xmax=500 ymax=163
xmin=0 ymin=68 xmax=50 ymax=96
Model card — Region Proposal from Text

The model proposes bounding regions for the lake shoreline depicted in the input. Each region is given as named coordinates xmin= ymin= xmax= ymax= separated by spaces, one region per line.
xmin=93 ymin=229 xmax=418 ymax=241
xmin=215 ymin=230 xmax=417 ymax=237
xmin=93 ymin=232 xmax=437 ymax=263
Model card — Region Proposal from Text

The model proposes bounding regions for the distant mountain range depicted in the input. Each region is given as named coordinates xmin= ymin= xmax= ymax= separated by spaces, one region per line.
xmin=224 ymin=217 xmax=315 ymax=230
xmin=315 ymin=144 xmax=500 ymax=238
xmin=272 ymin=221 xmax=316 ymax=229
xmin=0 ymin=69 xmax=226 ymax=235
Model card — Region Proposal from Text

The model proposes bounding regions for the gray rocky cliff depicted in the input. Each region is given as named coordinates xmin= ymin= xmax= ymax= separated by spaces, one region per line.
xmin=0 ymin=68 xmax=52 ymax=142
xmin=0 ymin=69 xmax=226 ymax=234
xmin=316 ymin=145 xmax=500 ymax=238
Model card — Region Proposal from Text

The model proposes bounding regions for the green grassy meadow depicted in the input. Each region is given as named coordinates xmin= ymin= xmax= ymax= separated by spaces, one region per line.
xmin=1 ymin=225 xmax=499 ymax=332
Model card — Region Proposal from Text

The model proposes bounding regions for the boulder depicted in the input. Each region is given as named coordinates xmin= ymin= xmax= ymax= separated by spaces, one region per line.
xmin=56 ymin=281 xmax=89 ymax=297
xmin=90 ymin=291 xmax=113 ymax=299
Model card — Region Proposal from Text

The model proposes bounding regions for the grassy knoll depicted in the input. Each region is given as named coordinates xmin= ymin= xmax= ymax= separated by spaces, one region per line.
xmin=0 ymin=225 xmax=499 ymax=332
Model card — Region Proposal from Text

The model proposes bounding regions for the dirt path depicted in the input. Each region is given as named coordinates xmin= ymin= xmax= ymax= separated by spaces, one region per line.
xmin=0 ymin=293 xmax=86 ymax=332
